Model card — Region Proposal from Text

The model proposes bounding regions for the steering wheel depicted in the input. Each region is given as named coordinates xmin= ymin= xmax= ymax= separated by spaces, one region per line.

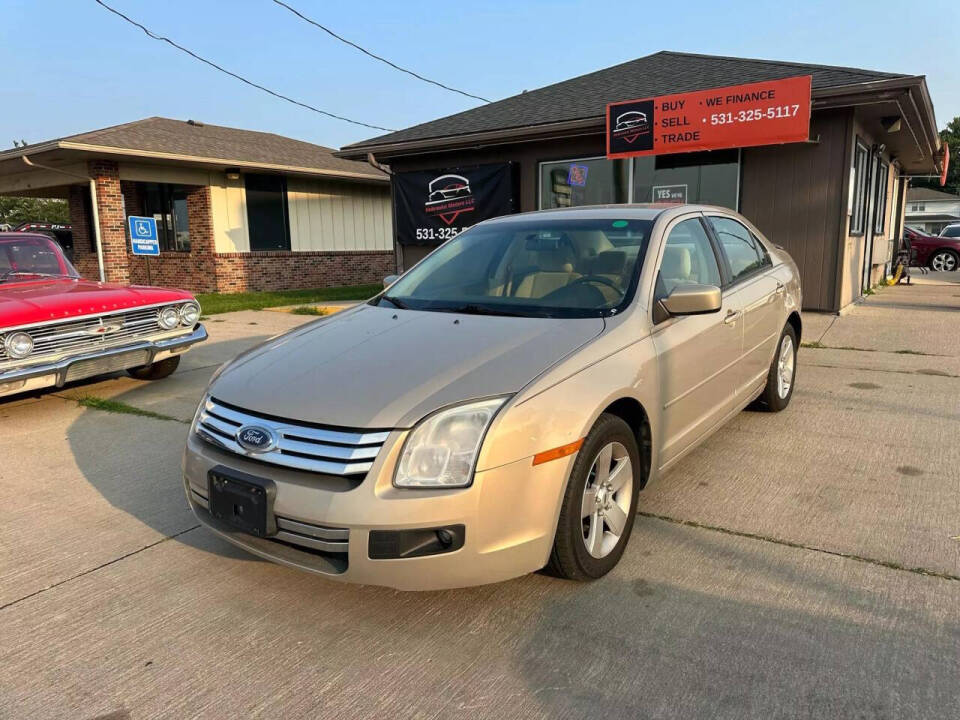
xmin=567 ymin=275 xmax=623 ymax=293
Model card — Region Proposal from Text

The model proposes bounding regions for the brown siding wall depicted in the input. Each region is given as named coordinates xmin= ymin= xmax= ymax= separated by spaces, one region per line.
xmin=740 ymin=109 xmax=852 ymax=312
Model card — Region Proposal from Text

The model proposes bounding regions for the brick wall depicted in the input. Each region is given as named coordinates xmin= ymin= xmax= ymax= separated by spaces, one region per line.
xmin=214 ymin=250 xmax=395 ymax=292
xmin=65 ymin=165 xmax=395 ymax=293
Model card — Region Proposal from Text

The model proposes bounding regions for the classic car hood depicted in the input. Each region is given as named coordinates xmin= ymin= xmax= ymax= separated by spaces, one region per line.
xmin=210 ymin=304 xmax=604 ymax=429
xmin=0 ymin=278 xmax=193 ymax=328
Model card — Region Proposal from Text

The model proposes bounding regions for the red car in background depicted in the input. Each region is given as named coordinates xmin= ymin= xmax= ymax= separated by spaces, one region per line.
xmin=904 ymin=226 xmax=960 ymax=272
xmin=0 ymin=232 xmax=206 ymax=400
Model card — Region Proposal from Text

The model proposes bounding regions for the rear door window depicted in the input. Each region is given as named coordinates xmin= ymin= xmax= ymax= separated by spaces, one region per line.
xmin=708 ymin=217 xmax=770 ymax=284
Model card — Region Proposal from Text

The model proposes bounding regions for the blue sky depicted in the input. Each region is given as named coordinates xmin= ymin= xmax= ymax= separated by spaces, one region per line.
xmin=2 ymin=0 xmax=957 ymax=150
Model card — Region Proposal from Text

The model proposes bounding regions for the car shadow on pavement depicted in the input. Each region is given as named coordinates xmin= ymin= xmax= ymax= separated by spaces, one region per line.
xmin=65 ymin=335 xmax=271 ymax=563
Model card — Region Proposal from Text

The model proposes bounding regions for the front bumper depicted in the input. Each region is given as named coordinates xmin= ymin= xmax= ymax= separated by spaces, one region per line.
xmin=0 ymin=324 xmax=207 ymax=398
xmin=183 ymin=428 xmax=576 ymax=591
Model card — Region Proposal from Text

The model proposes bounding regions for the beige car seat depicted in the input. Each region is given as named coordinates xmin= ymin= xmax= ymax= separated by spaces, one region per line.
xmin=661 ymin=246 xmax=693 ymax=291
xmin=513 ymin=251 xmax=581 ymax=299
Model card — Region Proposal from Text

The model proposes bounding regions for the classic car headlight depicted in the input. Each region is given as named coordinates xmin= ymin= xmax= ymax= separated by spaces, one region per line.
xmin=394 ymin=397 xmax=507 ymax=488
xmin=158 ymin=306 xmax=180 ymax=330
xmin=3 ymin=331 xmax=34 ymax=359
xmin=179 ymin=301 xmax=201 ymax=326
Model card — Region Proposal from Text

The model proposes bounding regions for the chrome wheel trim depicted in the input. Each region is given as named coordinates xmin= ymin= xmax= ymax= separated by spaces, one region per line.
xmin=777 ymin=334 xmax=795 ymax=399
xmin=932 ymin=252 xmax=957 ymax=272
xmin=581 ymin=441 xmax=633 ymax=559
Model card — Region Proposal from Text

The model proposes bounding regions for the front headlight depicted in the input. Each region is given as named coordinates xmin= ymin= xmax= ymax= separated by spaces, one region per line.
xmin=4 ymin=331 xmax=34 ymax=359
xmin=394 ymin=397 xmax=507 ymax=488
xmin=158 ymin=306 xmax=180 ymax=330
xmin=179 ymin=301 xmax=201 ymax=326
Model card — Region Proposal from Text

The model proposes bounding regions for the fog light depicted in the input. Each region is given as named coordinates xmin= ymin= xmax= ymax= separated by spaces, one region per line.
xmin=158 ymin=307 xmax=180 ymax=330
xmin=4 ymin=331 xmax=34 ymax=359
xmin=179 ymin=301 xmax=201 ymax=326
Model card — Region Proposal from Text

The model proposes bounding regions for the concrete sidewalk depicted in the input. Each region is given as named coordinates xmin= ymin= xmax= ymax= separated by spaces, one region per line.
xmin=1 ymin=281 xmax=958 ymax=719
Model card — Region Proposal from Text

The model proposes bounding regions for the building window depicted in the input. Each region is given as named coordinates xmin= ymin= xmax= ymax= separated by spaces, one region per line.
xmin=850 ymin=140 xmax=869 ymax=236
xmin=538 ymin=151 xmax=740 ymax=210
xmin=873 ymin=159 xmax=889 ymax=235
xmin=245 ymin=174 xmax=291 ymax=251
xmin=142 ymin=183 xmax=191 ymax=252
xmin=539 ymin=157 xmax=629 ymax=209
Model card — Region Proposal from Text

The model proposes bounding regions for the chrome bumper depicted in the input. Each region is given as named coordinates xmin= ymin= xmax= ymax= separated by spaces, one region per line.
xmin=0 ymin=324 xmax=207 ymax=394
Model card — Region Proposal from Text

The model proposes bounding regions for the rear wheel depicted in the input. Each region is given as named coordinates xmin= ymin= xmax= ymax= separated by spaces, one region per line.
xmin=545 ymin=414 xmax=641 ymax=581
xmin=929 ymin=249 xmax=959 ymax=272
xmin=126 ymin=355 xmax=181 ymax=381
xmin=759 ymin=324 xmax=797 ymax=411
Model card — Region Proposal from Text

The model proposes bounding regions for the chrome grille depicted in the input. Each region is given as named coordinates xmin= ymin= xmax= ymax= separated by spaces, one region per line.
xmin=196 ymin=396 xmax=389 ymax=476
xmin=0 ymin=306 xmax=182 ymax=366
xmin=64 ymin=349 xmax=150 ymax=382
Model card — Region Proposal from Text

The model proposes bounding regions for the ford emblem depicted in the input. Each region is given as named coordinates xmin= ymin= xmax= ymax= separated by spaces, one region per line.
xmin=236 ymin=425 xmax=278 ymax=453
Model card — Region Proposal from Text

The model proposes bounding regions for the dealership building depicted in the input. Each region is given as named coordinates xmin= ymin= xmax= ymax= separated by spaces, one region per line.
xmin=340 ymin=51 xmax=946 ymax=313
xmin=0 ymin=117 xmax=395 ymax=293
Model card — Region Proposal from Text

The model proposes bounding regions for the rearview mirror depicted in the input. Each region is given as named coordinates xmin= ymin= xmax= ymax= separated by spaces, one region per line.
xmin=382 ymin=274 xmax=399 ymax=288
xmin=660 ymin=283 xmax=722 ymax=317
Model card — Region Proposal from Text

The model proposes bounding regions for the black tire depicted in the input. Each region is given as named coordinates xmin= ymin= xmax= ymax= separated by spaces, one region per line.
xmin=759 ymin=324 xmax=797 ymax=412
xmin=545 ymin=413 xmax=642 ymax=581
xmin=126 ymin=355 xmax=181 ymax=381
xmin=929 ymin=249 xmax=959 ymax=272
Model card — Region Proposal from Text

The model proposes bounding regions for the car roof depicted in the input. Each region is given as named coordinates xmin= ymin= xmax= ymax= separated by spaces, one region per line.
xmin=479 ymin=203 xmax=739 ymax=225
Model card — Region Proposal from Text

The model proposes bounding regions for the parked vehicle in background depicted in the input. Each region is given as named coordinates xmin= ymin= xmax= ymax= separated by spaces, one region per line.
xmin=0 ymin=232 xmax=206 ymax=399
xmin=904 ymin=226 xmax=960 ymax=272
xmin=184 ymin=204 xmax=802 ymax=590
xmin=14 ymin=222 xmax=73 ymax=259
xmin=941 ymin=223 xmax=960 ymax=238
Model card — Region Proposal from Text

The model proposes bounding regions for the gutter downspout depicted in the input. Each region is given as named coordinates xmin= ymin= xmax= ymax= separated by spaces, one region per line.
xmin=21 ymin=156 xmax=106 ymax=282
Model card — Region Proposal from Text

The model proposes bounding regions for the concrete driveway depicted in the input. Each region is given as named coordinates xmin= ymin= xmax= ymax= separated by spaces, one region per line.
xmin=1 ymin=281 xmax=958 ymax=720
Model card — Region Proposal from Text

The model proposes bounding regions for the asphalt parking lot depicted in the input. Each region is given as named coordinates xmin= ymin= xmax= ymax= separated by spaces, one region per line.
xmin=2 ymin=278 xmax=959 ymax=720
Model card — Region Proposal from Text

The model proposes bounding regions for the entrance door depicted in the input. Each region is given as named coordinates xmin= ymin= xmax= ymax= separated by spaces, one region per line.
xmin=861 ymin=155 xmax=879 ymax=293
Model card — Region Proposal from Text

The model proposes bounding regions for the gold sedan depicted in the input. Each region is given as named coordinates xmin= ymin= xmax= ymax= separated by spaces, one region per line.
xmin=184 ymin=205 xmax=802 ymax=589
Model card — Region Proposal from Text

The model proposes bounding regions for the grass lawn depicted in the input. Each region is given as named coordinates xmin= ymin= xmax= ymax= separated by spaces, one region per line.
xmin=195 ymin=284 xmax=380 ymax=315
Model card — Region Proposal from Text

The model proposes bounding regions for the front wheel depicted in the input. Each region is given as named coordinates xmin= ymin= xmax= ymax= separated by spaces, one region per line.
xmin=929 ymin=250 xmax=959 ymax=272
xmin=545 ymin=413 xmax=641 ymax=581
xmin=126 ymin=355 xmax=181 ymax=381
xmin=759 ymin=324 xmax=797 ymax=411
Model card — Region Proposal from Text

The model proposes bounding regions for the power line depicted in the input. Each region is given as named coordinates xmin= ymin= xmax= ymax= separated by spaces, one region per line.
xmin=271 ymin=0 xmax=492 ymax=104
xmin=92 ymin=0 xmax=396 ymax=133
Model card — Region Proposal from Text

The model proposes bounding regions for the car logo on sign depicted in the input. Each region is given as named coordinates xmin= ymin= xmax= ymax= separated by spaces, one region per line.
xmin=236 ymin=425 xmax=278 ymax=453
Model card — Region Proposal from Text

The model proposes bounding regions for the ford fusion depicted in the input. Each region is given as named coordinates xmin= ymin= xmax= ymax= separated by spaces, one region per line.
xmin=185 ymin=205 xmax=802 ymax=590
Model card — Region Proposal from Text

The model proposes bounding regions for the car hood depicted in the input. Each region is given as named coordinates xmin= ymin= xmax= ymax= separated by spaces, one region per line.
xmin=0 ymin=278 xmax=193 ymax=328
xmin=210 ymin=304 xmax=605 ymax=429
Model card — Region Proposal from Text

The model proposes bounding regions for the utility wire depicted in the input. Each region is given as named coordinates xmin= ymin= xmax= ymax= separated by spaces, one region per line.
xmin=92 ymin=0 xmax=396 ymax=132
xmin=271 ymin=0 xmax=492 ymax=104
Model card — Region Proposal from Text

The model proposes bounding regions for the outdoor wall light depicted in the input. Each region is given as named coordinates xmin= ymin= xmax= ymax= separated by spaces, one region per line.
xmin=881 ymin=116 xmax=902 ymax=133
xmin=225 ymin=168 xmax=241 ymax=181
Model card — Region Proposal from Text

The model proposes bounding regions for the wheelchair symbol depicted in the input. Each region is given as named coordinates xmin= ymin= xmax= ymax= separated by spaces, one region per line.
xmin=134 ymin=220 xmax=152 ymax=237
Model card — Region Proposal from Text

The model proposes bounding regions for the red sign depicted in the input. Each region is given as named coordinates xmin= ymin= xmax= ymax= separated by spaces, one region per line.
xmin=606 ymin=76 xmax=812 ymax=159
xmin=941 ymin=142 xmax=950 ymax=187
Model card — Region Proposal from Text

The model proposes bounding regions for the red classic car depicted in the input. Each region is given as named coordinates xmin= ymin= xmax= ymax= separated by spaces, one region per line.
xmin=0 ymin=232 xmax=206 ymax=399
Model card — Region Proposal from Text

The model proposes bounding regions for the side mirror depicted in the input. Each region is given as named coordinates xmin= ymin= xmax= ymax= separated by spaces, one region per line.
xmin=382 ymin=274 xmax=399 ymax=289
xmin=659 ymin=283 xmax=722 ymax=317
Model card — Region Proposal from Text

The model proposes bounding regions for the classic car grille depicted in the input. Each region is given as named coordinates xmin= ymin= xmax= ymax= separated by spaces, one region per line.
xmin=196 ymin=396 xmax=390 ymax=477
xmin=0 ymin=306 xmax=179 ymax=366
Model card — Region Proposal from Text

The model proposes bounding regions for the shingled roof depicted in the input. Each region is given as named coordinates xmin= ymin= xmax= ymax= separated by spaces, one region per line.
xmin=1 ymin=117 xmax=386 ymax=182
xmin=341 ymin=50 xmax=909 ymax=154
xmin=906 ymin=187 xmax=959 ymax=202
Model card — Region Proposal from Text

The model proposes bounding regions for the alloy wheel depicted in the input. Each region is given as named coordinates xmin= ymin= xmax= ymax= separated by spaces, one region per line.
xmin=777 ymin=334 xmax=795 ymax=399
xmin=581 ymin=441 xmax=633 ymax=559
xmin=931 ymin=251 xmax=958 ymax=272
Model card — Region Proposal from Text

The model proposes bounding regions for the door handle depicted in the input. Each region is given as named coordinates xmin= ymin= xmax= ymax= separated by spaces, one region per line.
xmin=723 ymin=309 xmax=741 ymax=325
xmin=775 ymin=281 xmax=785 ymax=295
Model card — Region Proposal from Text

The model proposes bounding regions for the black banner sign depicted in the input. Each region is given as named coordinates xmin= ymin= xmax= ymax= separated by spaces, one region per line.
xmin=393 ymin=163 xmax=516 ymax=246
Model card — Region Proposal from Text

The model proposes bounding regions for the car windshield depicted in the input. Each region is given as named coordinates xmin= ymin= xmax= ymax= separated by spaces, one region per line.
xmin=379 ymin=217 xmax=652 ymax=318
xmin=0 ymin=236 xmax=79 ymax=282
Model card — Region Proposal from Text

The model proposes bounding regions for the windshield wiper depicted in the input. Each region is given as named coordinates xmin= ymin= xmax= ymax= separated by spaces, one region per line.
xmin=380 ymin=294 xmax=409 ymax=309
xmin=444 ymin=303 xmax=530 ymax=318
xmin=0 ymin=271 xmax=67 ymax=283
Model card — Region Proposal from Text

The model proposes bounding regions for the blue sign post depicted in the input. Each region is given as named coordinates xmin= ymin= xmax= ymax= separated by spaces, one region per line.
xmin=128 ymin=216 xmax=160 ymax=256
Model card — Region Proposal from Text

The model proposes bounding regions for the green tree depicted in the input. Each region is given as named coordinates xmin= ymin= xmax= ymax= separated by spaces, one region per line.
xmin=0 ymin=196 xmax=70 ymax=227
xmin=912 ymin=116 xmax=960 ymax=195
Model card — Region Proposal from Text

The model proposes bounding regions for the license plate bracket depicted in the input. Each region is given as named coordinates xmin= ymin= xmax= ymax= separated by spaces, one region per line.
xmin=207 ymin=466 xmax=277 ymax=537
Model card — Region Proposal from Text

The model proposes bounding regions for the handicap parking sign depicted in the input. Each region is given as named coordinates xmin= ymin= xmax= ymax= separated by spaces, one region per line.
xmin=128 ymin=215 xmax=160 ymax=256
